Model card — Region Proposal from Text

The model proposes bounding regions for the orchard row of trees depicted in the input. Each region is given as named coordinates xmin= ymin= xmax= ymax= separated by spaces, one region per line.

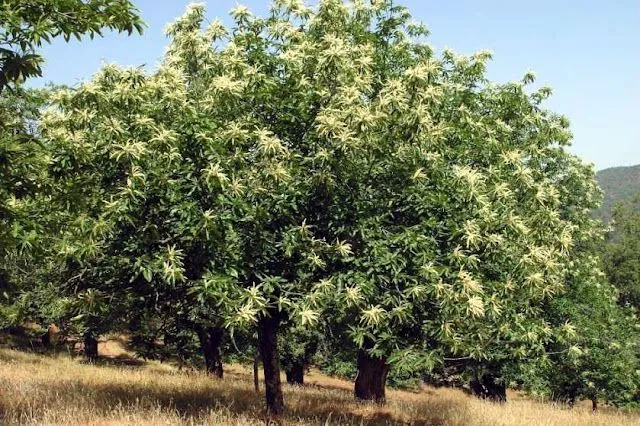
xmin=1 ymin=0 xmax=639 ymax=415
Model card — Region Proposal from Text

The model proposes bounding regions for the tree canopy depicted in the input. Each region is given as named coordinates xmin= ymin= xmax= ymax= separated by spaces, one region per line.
xmin=0 ymin=0 xmax=144 ymax=91
xmin=33 ymin=0 xmax=622 ymax=413
xmin=604 ymin=197 xmax=640 ymax=310
xmin=0 ymin=0 xmax=144 ymax=328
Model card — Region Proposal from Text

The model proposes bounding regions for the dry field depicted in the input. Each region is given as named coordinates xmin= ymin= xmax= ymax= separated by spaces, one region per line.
xmin=0 ymin=341 xmax=638 ymax=426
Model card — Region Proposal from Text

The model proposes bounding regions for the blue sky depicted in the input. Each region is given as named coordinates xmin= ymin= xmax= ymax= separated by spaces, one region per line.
xmin=32 ymin=0 xmax=639 ymax=170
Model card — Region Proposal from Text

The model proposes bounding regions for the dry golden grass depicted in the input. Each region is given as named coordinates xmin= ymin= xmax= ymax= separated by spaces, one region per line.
xmin=0 ymin=346 xmax=638 ymax=426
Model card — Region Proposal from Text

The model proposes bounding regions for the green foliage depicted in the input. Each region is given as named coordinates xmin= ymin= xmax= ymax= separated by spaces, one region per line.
xmin=0 ymin=0 xmax=144 ymax=330
xmin=42 ymin=0 xmax=605 ymax=380
xmin=509 ymin=218 xmax=640 ymax=407
xmin=0 ymin=86 xmax=52 ymax=326
xmin=518 ymin=280 xmax=639 ymax=406
xmin=594 ymin=165 xmax=640 ymax=223
xmin=0 ymin=0 xmax=144 ymax=91
xmin=279 ymin=324 xmax=320 ymax=374
xmin=318 ymin=357 xmax=357 ymax=380
xmin=0 ymin=86 xmax=49 ymax=254
xmin=604 ymin=198 xmax=640 ymax=310
xmin=292 ymin=1 xmax=603 ymax=376
xmin=5 ymin=0 xmax=636 ymax=412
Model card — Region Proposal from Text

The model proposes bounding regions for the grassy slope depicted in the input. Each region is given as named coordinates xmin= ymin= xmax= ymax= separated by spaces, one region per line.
xmin=0 ymin=346 xmax=638 ymax=426
xmin=595 ymin=164 xmax=640 ymax=222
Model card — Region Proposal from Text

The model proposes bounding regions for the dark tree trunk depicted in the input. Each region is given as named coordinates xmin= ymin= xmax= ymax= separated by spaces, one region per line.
xmin=253 ymin=351 xmax=260 ymax=393
xmin=41 ymin=324 xmax=61 ymax=348
xmin=83 ymin=331 xmax=98 ymax=359
xmin=591 ymin=397 xmax=598 ymax=412
xmin=567 ymin=396 xmax=577 ymax=408
xmin=285 ymin=359 xmax=305 ymax=385
xmin=470 ymin=374 xmax=506 ymax=402
xmin=354 ymin=345 xmax=390 ymax=404
xmin=197 ymin=326 xmax=224 ymax=378
xmin=551 ymin=383 xmax=578 ymax=407
xmin=258 ymin=313 xmax=284 ymax=415
xmin=40 ymin=330 xmax=51 ymax=348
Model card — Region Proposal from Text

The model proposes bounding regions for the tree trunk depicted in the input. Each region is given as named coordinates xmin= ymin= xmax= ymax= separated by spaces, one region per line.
xmin=253 ymin=351 xmax=260 ymax=393
xmin=83 ymin=331 xmax=98 ymax=359
xmin=591 ymin=397 xmax=598 ymax=412
xmin=354 ymin=345 xmax=389 ymax=404
xmin=258 ymin=313 xmax=284 ymax=415
xmin=41 ymin=324 xmax=60 ymax=349
xmin=197 ymin=326 xmax=224 ymax=378
xmin=470 ymin=373 xmax=507 ymax=402
xmin=285 ymin=359 xmax=305 ymax=385
xmin=41 ymin=330 xmax=51 ymax=348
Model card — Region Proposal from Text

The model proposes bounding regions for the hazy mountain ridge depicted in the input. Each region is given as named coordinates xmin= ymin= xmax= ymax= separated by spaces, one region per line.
xmin=595 ymin=164 xmax=640 ymax=222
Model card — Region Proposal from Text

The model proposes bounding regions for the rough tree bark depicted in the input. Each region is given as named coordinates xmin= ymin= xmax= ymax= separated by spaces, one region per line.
xmin=197 ymin=326 xmax=224 ymax=378
xmin=354 ymin=342 xmax=390 ymax=404
xmin=258 ymin=313 xmax=284 ymax=415
xmin=285 ymin=359 xmax=305 ymax=385
xmin=83 ymin=331 xmax=98 ymax=359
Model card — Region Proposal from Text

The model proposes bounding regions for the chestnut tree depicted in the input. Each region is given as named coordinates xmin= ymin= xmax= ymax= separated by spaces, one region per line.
xmin=43 ymin=0 xmax=607 ymax=414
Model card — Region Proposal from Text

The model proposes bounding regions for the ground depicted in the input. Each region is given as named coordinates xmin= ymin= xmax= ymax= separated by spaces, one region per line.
xmin=0 ymin=338 xmax=638 ymax=425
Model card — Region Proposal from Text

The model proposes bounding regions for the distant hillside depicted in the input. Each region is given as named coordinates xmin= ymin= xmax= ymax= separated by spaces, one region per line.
xmin=594 ymin=164 xmax=640 ymax=222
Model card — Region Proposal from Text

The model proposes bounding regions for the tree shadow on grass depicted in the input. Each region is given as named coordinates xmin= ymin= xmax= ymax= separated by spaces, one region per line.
xmin=20 ymin=378 xmax=462 ymax=425
xmin=78 ymin=353 xmax=146 ymax=367
xmin=0 ymin=350 xmax=465 ymax=425
xmin=0 ymin=348 xmax=51 ymax=365
xmin=282 ymin=387 xmax=456 ymax=426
